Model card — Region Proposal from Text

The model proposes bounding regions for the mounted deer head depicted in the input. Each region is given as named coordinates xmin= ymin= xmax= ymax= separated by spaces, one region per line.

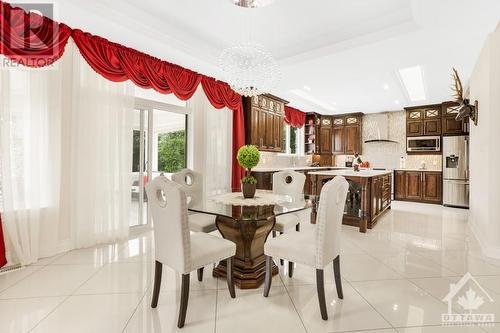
xmin=450 ymin=67 xmax=478 ymax=125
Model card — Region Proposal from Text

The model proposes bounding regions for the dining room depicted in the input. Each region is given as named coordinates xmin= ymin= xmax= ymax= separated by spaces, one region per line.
xmin=1 ymin=1 xmax=500 ymax=333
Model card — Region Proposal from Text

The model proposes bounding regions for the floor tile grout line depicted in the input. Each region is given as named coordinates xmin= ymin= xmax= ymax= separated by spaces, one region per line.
xmin=121 ymin=284 xmax=150 ymax=333
xmin=0 ymin=263 xmax=47 ymax=295
xmin=27 ymin=262 xmax=109 ymax=332
xmin=214 ymin=274 xmax=218 ymax=333
xmin=345 ymin=279 xmax=396 ymax=331
xmin=278 ymin=261 xmax=311 ymax=333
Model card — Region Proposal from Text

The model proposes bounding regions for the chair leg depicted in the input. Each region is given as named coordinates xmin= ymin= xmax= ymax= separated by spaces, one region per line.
xmin=296 ymin=223 xmax=300 ymax=232
xmin=316 ymin=269 xmax=328 ymax=320
xmin=263 ymin=256 xmax=273 ymax=297
xmin=197 ymin=267 xmax=204 ymax=282
xmin=333 ymin=255 xmax=344 ymax=299
xmin=272 ymin=230 xmax=276 ymax=238
xmin=177 ymin=273 xmax=190 ymax=328
xmin=151 ymin=260 xmax=163 ymax=308
xmin=226 ymin=257 xmax=236 ymax=298
xmin=288 ymin=261 xmax=294 ymax=278
xmin=279 ymin=232 xmax=284 ymax=266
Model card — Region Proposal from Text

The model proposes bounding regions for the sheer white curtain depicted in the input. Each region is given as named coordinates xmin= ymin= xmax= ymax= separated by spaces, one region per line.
xmin=0 ymin=41 xmax=134 ymax=265
xmin=188 ymin=86 xmax=232 ymax=196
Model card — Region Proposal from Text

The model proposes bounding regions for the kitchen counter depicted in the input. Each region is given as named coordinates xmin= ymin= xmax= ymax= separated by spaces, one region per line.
xmin=393 ymin=168 xmax=442 ymax=172
xmin=309 ymin=169 xmax=393 ymax=178
xmin=309 ymin=169 xmax=392 ymax=233
xmin=253 ymin=166 xmax=347 ymax=173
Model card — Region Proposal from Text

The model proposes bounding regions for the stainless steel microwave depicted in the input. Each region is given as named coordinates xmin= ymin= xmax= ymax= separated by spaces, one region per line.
xmin=407 ymin=136 xmax=441 ymax=152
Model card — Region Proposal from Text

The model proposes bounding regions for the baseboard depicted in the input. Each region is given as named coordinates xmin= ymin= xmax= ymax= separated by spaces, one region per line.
xmin=469 ymin=217 xmax=500 ymax=259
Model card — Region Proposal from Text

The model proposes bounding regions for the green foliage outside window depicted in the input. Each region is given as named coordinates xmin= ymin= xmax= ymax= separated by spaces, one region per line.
xmin=158 ymin=130 xmax=186 ymax=173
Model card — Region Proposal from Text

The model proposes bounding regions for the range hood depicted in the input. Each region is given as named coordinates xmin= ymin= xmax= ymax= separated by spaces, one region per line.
xmin=364 ymin=113 xmax=398 ymax=144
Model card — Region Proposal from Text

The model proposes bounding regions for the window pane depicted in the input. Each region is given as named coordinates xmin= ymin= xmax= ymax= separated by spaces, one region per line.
xmin=153 ymin=110 xmax=187 ymax=175
xmin=290 ymin=126 xmax=297 ymax=154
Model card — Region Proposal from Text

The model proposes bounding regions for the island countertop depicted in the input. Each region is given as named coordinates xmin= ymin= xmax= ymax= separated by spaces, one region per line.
xmin=252 ymin=166 xmax=347 ymax=173
xmin=308 ymin=169 xmax=393 ymax=178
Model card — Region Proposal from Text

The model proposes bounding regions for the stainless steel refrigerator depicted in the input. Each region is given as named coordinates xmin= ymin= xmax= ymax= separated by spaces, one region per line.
xmin=442 ymin=135 xmax=469 ymax=208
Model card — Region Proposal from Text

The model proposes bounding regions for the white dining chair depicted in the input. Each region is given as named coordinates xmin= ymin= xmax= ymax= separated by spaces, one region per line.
xmin=146 ymin=177 xmax=236 ymax=328
xmin=172 ymin=169 xmax=218 ymax=261
xmin=263 ymin=176 xmax=349 ymax=320
xmin=272 ymin=170 xmax=309 ymax=235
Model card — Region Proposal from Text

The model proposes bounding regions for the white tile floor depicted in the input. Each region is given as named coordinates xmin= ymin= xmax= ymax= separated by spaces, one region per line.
xmin=1 ymin=201 xmax=500 ymax=333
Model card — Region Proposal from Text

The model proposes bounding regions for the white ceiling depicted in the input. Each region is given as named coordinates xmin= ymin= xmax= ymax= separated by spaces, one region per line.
xmin=57 ymin=0 xmax=500 ymax=114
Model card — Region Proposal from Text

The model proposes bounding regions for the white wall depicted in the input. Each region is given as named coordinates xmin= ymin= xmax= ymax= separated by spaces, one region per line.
xmin=469 ymin=22 xmax=500 ymax=258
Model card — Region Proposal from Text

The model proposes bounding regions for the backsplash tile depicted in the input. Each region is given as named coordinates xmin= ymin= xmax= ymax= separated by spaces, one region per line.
xmin=257 ymin=151 xmax=312 ymax=169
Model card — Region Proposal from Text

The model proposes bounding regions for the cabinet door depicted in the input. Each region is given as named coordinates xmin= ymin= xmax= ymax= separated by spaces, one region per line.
xmin=394 ymin=171 xmax=406 ymax=200
xmin=319 ymin=127 xmax=332 ymax=154
xmin=407 ymin=121 xmax=423 ymax=137
xmin=423 ymin=119 xmax=441 ymax=136
xmin=332 ymin=127 xmax=344 ymax=154
xmin=344 ymin=125 xmax=360 ymax=155
xmin=443 ymin=117 xmax=465 ymax=136
xmin=405 ymin=171 xmax=422 ymax=200
xmin=371 ymin=178 xmax=380 ymax=217
xmin=250 ymin=107 xmax=260 ymax=146
xmin=422 ymin=172 xmax=442 ymax=203
xmin=257 ymin=108 xmax=268 ymax=149
xmin=273 ymin=113 xmax=283 ymax=152
xmin=265 ymin=111 xmax=275 ymax=150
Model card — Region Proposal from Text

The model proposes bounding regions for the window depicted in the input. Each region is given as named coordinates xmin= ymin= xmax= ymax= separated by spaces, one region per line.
xmin=282 ymin=124 xmax=302 ymax=155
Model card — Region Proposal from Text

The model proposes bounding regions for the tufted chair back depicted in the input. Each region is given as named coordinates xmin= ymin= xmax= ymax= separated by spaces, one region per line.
xmin=146 ymin=176 xmax=191 ymax=274
xmin=315 ymin=176 xmax=349 ymax=269
xmin=172 ymin=169 xmax=203 ymax=208
xmin=272 ymin=170 xmax=306 ymax=200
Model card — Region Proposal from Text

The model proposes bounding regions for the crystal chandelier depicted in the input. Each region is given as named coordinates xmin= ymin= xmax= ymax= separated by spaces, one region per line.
xmin=219 ymin=43 xmax=278 ymax=97
xmin=219 ymin=0 xmax=279 ymax=97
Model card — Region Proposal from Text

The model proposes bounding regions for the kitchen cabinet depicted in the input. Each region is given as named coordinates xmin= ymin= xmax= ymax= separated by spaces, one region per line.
xmin=442 ymin=102 xmax=469 ymax=136
xmin=319 ymin=117 xmax=333 ymax=154
xmin=371 ymin=173 xmax=392 ymax=219
xmin=329 ymin=113 xmax=363 ymax=155
xmin=394 ymin=170 xmax=442 ymax=204
xmin=243 ymin=94 xmax=288 ymax=152
xmin=304 ymin=113 xmax=320 ymax=155
xmin=405 ymin=105 xmax=441 ymax=137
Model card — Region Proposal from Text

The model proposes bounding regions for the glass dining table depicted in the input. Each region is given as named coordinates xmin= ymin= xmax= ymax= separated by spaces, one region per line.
xmin=188 ymin=190 xmax=314 ymax=289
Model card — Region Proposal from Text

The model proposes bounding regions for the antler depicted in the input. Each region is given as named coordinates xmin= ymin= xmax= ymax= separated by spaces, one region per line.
xmin=451 ymin=67 xmax=463 ymax=103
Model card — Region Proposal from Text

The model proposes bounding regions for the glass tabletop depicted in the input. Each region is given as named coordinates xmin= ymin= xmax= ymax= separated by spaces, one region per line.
xmin=188 ymin=190 xmax=315 ymax=221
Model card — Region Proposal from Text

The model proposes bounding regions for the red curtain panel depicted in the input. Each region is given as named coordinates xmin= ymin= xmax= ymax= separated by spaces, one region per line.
xmin=0 ymin=1 xmax=245 ymax=190
xmin=0 ymin=214 xmax=6 ymax=268
xmin=284 ymin=106 xmax=307 ymax=128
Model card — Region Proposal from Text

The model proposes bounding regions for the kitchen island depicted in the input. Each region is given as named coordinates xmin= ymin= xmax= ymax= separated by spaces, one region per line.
xmin=309 ymin=169 xmax=392 ymax=233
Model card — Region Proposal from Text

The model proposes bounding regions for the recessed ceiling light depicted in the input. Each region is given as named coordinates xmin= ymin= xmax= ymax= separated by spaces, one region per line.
xmin=383 ymin=84 xmax=390 ymax=90
xmin=398 ymin=66 xmax=426 ymax=102
xmin=303 ymin=85 xmax=311 ymax=91
xmin=290 ymin=89 xmax=335 ymax=112
xmin=394 ymin=100 xmax=400 ymax=105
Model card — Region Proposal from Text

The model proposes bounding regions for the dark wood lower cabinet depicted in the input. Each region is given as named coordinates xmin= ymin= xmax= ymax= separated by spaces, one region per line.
xmin=394 ymin=170 xmax=442 ymax=204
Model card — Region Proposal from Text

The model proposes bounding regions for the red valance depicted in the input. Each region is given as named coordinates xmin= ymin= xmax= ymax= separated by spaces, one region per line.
xmin=0 ymin=1 xmax=71 ymax=67
xmin=284 ymin=106 xmax=307 ymax=128
xmin=0 ymin=1 xmax=245 ymax=190
xmin=0 ymin=214 xmax=6 ymax=268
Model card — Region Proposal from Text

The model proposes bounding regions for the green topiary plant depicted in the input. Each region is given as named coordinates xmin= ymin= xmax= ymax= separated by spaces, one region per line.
xmin=237 ymin=145 xmax=260 ymax=185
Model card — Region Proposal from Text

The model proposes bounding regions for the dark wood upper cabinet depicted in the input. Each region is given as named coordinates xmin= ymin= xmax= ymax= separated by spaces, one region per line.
xmin=407 ymin=121 xmax=423 ymax=136
xmin=243 ymin=94 xmax=288 ymax=152
xmin=319 ymin=126 xmax=333 ymax=154
xmin=332 ymin=127 xmax=344 ymax=154
xmin=405 ymin=105 xmax=442 ymax=137
xmin=442 ymin=102 xmax=469 ymax=136
xmin=422 ymin=172 xmax=442 ymax=203
xmin=344 ymin=125 xmax=360 ymax=155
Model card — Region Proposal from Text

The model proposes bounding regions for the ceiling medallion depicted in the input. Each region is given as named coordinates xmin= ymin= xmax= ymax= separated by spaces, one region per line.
xmin=220 ymin=0 xmax=279 ymax=97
